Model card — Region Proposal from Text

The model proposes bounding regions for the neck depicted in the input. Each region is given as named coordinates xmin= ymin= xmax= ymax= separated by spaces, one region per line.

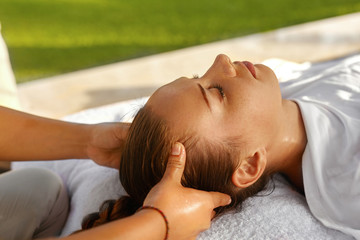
xmin=267 ymin=99 xmax=307 ymax=192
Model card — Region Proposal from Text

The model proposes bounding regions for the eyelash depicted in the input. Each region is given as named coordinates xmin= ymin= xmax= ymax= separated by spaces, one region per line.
xmin=193 ymin=74 xmax=199 ymax=79
xmin=212 ymin=84 xmax=225 ymax=98
xmin=192 ymin=74 xmax=225 ymax=98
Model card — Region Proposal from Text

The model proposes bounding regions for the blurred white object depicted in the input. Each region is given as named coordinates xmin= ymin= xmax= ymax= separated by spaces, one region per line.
xmin=0 ymin=24 xmax=20 ymax=109
xmin=262 ymin=58 xmax=311 ymax=82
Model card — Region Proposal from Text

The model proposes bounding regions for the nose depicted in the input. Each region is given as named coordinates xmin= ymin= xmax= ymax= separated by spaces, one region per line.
xmin=212 ymin=54 xmax=237 ymax=77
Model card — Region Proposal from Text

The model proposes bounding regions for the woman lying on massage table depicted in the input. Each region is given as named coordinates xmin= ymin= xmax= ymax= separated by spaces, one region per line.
xmin=0 ymin=106 xmax=230 ymax=240
xmin=82 ymin=54 xmax=360 ymax=239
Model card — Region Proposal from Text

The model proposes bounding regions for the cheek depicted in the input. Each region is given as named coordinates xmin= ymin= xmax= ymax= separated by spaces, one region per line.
xmin=226 ymin=88 xmax=277 ymax=129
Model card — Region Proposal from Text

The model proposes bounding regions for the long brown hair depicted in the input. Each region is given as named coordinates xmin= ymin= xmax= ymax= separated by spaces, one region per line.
xmin=81 ymin=105 xmax=271 ymax=229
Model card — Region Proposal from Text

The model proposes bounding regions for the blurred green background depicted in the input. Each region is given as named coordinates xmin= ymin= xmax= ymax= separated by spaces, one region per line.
xmin=0 ymin=0 xmax=359 ymax=83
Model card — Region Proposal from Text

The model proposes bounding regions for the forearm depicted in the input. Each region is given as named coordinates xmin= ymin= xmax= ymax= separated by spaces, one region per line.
xmin=48 ymin=210 xmax=165 ymax=240
xmin=0 ymin=106 xmax=91 ymax=161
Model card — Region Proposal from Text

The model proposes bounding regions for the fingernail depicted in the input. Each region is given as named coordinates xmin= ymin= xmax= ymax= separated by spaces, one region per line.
xmin=171 ymin=143 xmax=182 ymax=156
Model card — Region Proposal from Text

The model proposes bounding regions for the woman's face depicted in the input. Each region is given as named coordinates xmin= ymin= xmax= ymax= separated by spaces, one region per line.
xmin=147 ymin=54 xmax=283 ymax=147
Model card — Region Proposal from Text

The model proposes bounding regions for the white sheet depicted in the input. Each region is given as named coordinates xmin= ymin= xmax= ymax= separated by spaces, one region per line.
xmin=13 ymin=56 xmax=358 ymax=239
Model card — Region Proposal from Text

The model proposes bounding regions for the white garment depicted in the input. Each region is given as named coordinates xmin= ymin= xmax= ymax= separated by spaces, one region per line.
xmin=280 ymin=54 xmax=360 ymax=239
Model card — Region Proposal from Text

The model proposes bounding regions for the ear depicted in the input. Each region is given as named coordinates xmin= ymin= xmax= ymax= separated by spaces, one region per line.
xmin=231 ymin=147 xmax=267 ymax=189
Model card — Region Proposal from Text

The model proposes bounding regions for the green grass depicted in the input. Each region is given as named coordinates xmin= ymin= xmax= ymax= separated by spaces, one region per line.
xmin=0 ymin=0 xmax=359 ymax=83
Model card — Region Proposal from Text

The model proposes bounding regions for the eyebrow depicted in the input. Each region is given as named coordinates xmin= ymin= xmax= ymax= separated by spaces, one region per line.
xmin=197 ymin=83 xmax=211 ymax=110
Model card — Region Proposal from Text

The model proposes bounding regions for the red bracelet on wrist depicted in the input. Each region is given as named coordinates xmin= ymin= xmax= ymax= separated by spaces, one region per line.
xmin=138 ymin=206 xmax=169 ymax=240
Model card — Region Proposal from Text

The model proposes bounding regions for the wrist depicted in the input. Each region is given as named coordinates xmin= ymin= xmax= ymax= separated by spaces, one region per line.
xmin=136 ymin=207 xmax=168 ymax=240
xmin=79 ymin=123 xmax=95 ymax=159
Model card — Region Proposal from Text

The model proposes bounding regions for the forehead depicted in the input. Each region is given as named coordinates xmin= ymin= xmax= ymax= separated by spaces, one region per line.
xmin=147 ymin=78 xmax=216 ymax=138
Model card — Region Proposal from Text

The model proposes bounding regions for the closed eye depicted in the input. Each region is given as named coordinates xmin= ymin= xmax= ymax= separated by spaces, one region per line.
xmin=211 ymin=84 xmax=225 ymax=98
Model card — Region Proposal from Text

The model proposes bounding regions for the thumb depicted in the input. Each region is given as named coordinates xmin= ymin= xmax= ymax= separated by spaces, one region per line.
xmin=209 ymin=192 xmax=232 ymax=208
xmin=162 ymin=142 xmax=186 ymax=183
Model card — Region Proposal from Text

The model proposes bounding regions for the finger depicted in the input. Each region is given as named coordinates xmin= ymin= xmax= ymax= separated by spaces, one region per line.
xmin=209 ymin=192 xmax=232 ymax=208
xmin=162 ymin=142 xmax=186 ymax=182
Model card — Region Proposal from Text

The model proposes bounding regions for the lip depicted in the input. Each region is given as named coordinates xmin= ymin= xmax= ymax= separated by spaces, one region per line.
xmin=242 ymin=61 xmax=257 ymax=78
